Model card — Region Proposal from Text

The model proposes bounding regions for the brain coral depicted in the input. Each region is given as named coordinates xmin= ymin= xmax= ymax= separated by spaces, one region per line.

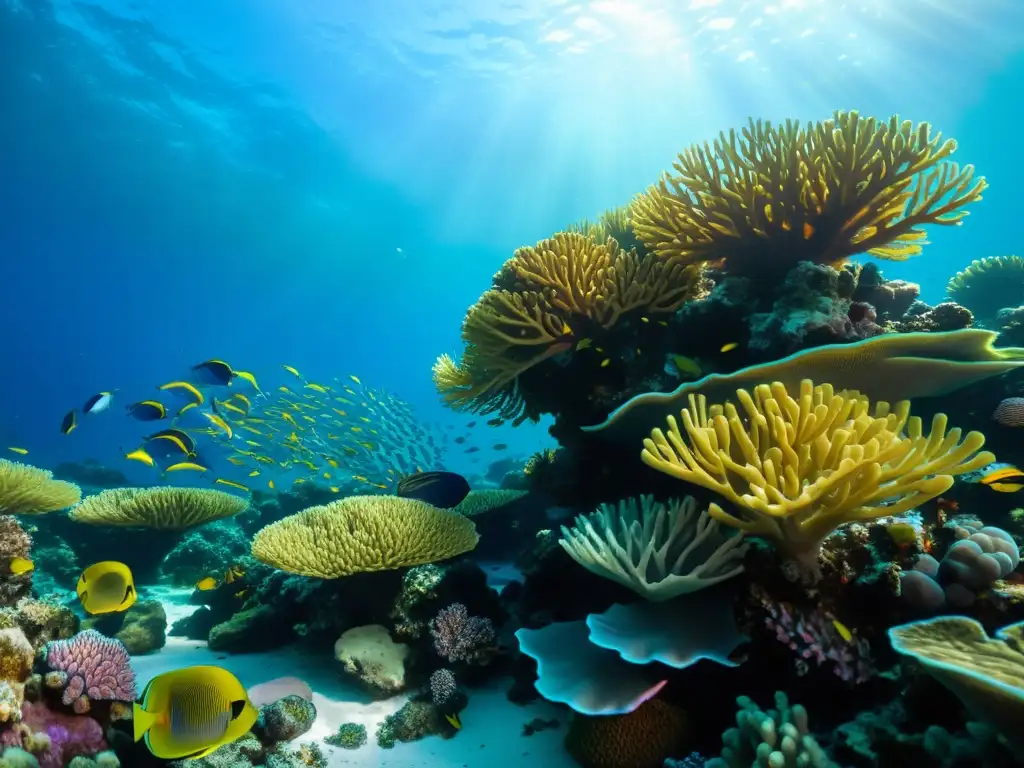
xmin=69 ymin=487 xmax=248 ymax=530
xmin=251 ymin=495 xmax=479 ymax=578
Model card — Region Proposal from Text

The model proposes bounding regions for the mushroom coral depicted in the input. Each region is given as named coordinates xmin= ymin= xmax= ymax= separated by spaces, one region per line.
xmin=631 ymin=111 xmax=986 ymax=277
xmin=433 ymin=232 xmax=700 ymax=423
xmin=251 ymin=495 xmax=479 ymax=578
xmin=69 ymin=487 xmax=248 ymax=530
xmin=0 ymin=459 xmax=81 ymax=515
xmin=641 ymin=379 xmax=993 ymax=565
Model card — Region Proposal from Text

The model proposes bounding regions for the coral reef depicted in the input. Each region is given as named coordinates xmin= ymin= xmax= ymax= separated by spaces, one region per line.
xmin=43 ymin=630 xmax=134 ymax=713
xmin=430 ymin=603 xmax=496 ymax=665
xmin=84 ymin=601 xmax=166 ymax=655
xmin=324 ymin=723 xmax=366 ymax=749
xmin=375 ymin=699 xmax=445 ymax=749
xmin=255 ymin=695 xmax=317 ymax=743
xmin=0 ymin=461 xmax=81 ymax=516
xmin=0 ymin=518 xmax=32 ymax=607
xmin=159 ymin=520 xmax=249 ymax=586
xmin=564 ymin=697 xmax=688 ymax=768
xmin=333 ymin=624 xmax=409 ymax=698
xmin=69 ymin=487 xmax=248 ymax=529
xmin=946 ymin=255 xmax=1024 ymax=325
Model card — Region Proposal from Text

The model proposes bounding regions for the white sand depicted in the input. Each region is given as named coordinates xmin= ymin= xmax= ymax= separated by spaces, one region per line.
xmin=136 ymin=587 xmax=576 ymax=767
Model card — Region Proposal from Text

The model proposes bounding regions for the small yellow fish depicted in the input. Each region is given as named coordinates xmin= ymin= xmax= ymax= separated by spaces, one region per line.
xmin=349 ymin=375 xmax=361 ymax=385
xmin=226 ymin=457 xmax=247 ymax=466
xmin=444 ymin=712 xmax=461 ymax=730
xmin=234 ymin=589 xmax=248 ymax=599
xmin=248 ymin=470 xmax=260 ymax=477
xmin=671 ymin=355 xmax=702 ymax=377
xmin=125 ymin=448 xmax=156 ymax=467
xmin=159 ymin=381 xmax=204 ymax=404
xmin=165 ymin=461 xmax=208 ymax=473
xmin=832 ymin=619 xmax=853 ymax=643
xmin=215 ymin=478 xmax=250 ymax=493
xmin=330 ymin=486 xmax=340 ymax=493
xmin=268 ymin=480 xmax=275 ymax=490
xmin=720 ymin=342 xmax=739 ymax=353
xmin=234 ymin=371 xmax=263 ymax=395
xmin=176 ymin=402 xmax=199 ymax=418
xmin=282 ymin=365 xmax=301 ymax=378
xmin=323 ymin=472 xmax=331 ymax=479
xmin=195 ymin=576 xmax=217 ymax=591
xmin=278 ymin=386 xmax=291 ymax=394
xmin=8 ymin=557 xmax=34 ymax=576
xmin=202 ymin=412 xmax=233 ymax=439
xmin=575 ymin=338 xmax=592 ymax=351
xmin=305 ymin=383 xmax=329 ymax=393
xmin=6 ymin=447 xmax=28 ymax=455
xmin=600 ymin=359 xmax=610 ymax=368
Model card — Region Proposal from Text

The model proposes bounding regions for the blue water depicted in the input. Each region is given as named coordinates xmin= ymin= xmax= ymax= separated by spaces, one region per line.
xmin=3 ymin=0 xmax=1024 ymax=482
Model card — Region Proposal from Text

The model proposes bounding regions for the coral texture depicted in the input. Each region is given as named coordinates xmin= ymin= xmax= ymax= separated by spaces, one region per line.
xmin=0 ymin=461 xmax=81 ymax=516
xmin=564 ymin=697 xmax=688 ymax=768
xmin=19 ymin=700 xmax=107 ymax=768
xmin=44 ymin=630 xmax=135 ymax=711
xmin=257 ymin=695 xmax=317 ymax=743
xmin=430 ymin=603 xmax=495 ymax=665
xmin=251 ymin=495 xmax=479 ymax=578
xmin=333 ymin=625 xmax=409 ymax=698
xmin=429 ymin=668 xmax=457 ymax=708
xmin=641 ymin=379 xmax=992 ymax=563
xmin=69 ymin=487 xmax=247 ymax=530
xmin=632 ymin=111 xmax=985 ymax=275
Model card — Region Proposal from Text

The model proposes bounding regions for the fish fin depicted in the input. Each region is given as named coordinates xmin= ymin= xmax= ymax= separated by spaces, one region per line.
xmin=230 ymin=699 xmax=247 ymax=720
xmin=133 ymin=702 xmax=156 ymax=742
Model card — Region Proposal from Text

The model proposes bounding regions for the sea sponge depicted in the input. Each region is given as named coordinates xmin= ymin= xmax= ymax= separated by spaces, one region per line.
xmin=641 ymin=379 xmax=992 ymax=564
xmin=946 ymin=255 xmax=1024 ymax=323
xmin=68 ymin=487 xmax=248 ymax=530
xmin=564 ymin=697 xmax=689 ymax=768
xmin=888 ymin=617 xmax=1024 ymax=752
xmin=434 ymin=232 xmax=701 ymax=422
xmin=0 ymin=460 xmax=81 ymax=516
xmin=333 ymin=624 xmax=409 ymax=698
xmin=632 ymin=111 xmax=985 ymax=276
xmin=559 ymin=495 xmax=748 ymax=601
xmin=250 ymin=495 xmax=479 ymax=578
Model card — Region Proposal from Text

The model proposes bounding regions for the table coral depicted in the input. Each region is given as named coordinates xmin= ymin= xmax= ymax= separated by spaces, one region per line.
xmin=0 ymin=461 xmax=81 ymax=516
xmin=43 ymin=630 xmax=134 ymax=713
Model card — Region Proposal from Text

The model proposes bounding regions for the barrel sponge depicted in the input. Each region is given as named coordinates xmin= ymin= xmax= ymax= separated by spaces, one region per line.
xmin=69 ymin=487 xmax=247 ymax=530
xmin=641 ymin=379 xmax=993 ymax=563
xmin=632 ymin=111 xmax=985 ymax=276
xmin=564 ymin=697 xmax=689 ymax=768
xmin=251 ymin=495 xmax=480 ymax=578
xmin=0 ymin=459 xmax=81 ymax=515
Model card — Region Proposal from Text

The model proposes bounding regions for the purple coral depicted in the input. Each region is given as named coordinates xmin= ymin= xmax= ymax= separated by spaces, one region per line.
xmin=45 ymin=629 xmax=135 ymax=712
xmin=430 ymin=603 xmax=496 ymax=665
xmin=20 ymin=700 xmax=108 ymax=768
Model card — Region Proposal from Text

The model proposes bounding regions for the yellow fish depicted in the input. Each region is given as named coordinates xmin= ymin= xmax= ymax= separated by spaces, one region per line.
xmin=305 ymin=383 xmax=329 ymax=393
xmin=234 ymin=589 xmax=248 ymax=599
xmin=215 ymin=478 xmax=249 ymax=493
xmin=832 ymin=619 xmax=853 ymax=643
xmin=444 ymin=712 xmax=461 ymax=730
xmin=268 ymin=480 xmax=275 ymax=490
xmin=8 ymin=557 xmax=34 ymax=575
xmin=176 ymin=402 xmax=199 ymax=418
xmin=6 ymin=447 xmax=28 ymax=455
xmin=282 ymin=365 xmax=301 ymax=378
xmin=125 ymin=448 xmax=156 ymax=467
xmin=330 ymin=486 xmax=340 ymax=493
xmin=159 ymin=381 xmax=204 ymax=404
xmin=575 ymin=338 xmax=592 ymax=351
xmin=600 ymin=359 xmax=610 ymax=368
xmin=226 ymin=457 xmax=247 ymax=466
xmin=349 ymin=375 xmax=361 ymax=385
xmin=133 ymin=665 xmax=259 ymax=760
xmin=202 ymin=412 xmax=233 ymax=439
xmin=195 ymin=576 xmax=218 ymax=591
xmin=670 ymin=355 xmax=702 ymax=377
xmin=248 ymin=470 xmax=260 ymax=477
xmin=720 ymin=342 xmax=740 ymax=353
xmin=233 ymin=371 xmax=263 ymax=396
xmin=165 ymin=461 xmax=208 ymax=473
xmin=77 ymin=561 xmax=136 ymax=615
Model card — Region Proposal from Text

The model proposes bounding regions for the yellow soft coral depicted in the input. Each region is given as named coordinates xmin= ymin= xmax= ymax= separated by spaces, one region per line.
xmin=0 ymin=459 xmax=81 ymax=515
xmin=435 ymin=232 xmax=700 ymax=421
xmin=640 ymin=380 xmax=993 ymax=563
xmin=632 ymin=112 xmax=986 ymax=275
xmin=69 ymin=487 xmax=248 ymax=530
xmin=250 ymin=495 xmax=479 ymax=578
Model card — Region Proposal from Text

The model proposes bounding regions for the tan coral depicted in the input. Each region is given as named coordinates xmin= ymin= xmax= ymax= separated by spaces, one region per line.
xmin=251 ymin=495 xmax=479 ymax=578
xmin=641 ymin=379 xmax=993 ymax=563
xmin=632 ymin=112 xmax=986 ymax=275
xmin=0 ymin=460 xmax=81 ymax=515
xmin=69 ymin=487 xmax=248 ymax=530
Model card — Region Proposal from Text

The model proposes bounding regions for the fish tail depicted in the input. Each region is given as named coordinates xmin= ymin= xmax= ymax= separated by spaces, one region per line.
xmin=133 ymin=703 xmax=156 ymax=742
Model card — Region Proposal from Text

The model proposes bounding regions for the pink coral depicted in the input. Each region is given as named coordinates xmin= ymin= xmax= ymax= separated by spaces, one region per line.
xmin=44 ymin=629 xmax=135 ymax=711
xmin=19 ymin=699 xmax=107 ymax=768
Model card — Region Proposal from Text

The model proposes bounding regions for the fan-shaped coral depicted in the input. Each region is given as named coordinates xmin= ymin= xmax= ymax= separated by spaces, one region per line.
xmin=434 ymin=232 xmax=701 ymax=422
xmin=559 ymin=495 xmax=748 ymax=601
xmin=68 ymin=487 xmax=248 ymax=530
xmin=946 ymin=255 xmax=1024 ymax=324
xmin=641 ymin=380 xmax=993 ymax=564
xmin=631 ymin=112 xmax=985 ymax=276
xmin=251 ymin=495 xmax=479 ymax=578
xmin=0 ymin=459 xmax=81 ymax=515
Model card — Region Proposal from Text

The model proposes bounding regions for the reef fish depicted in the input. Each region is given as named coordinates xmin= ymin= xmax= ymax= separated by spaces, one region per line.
xmin=127 ymin=400 xmax=167 ymax=421
xmin=83 ymin=391 xmax=115 ymax=414
xmin=192 ymin=359 xmax=236 ymax=386
xmin=968 ymin=463 xmax=1024 ymax=492
xmin=397 ymin=471 xmax=471 ymax=509
xmin=77 ymin=561 xmax=137 ymax=615
xmin=8 ymin=557 xmax=33 ymax=575
xmin=133 ymin=665 xmax=259 ymax=760
xmin=60 ymin=410 xmax=77 ymax=435
xmin=195 ymin=577 xmax=217 ymax=591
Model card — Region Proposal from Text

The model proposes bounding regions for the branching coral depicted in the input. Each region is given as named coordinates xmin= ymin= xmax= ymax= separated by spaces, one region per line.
xmin=251 ymin=495 xmax=479 ymax=578
xmin=632 ymin=112 xmax=986 ymax=276
xmin=68 ymin=487 xmax=248 ymax=530
xmin=559 ymin=495 xmax=748 ymax=601
xmin=641 ymin=380 xmax=993 ymax=565
xmin=946 ymin=255 xmax=1024 ymax=324
xmin=434 ymin=232 xmax=701 ymax=422
xmin=0 ymin=460 xmax=81 ymax=515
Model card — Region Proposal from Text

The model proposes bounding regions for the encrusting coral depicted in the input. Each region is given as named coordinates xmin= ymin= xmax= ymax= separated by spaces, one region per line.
xmin=641 ymin=379 xmax=993 ymax=565
xmin=559 ymin=495 xmax=748 ymax=601
xmin=251 ymin=495 xmax=479 ymax=578
xmin=631 ymin=111 xmax=985 ymax=276
xmin=434 ymin=231 xmax=702 ymax=422
xmin=0 ymin=460 xmax=81 ymax=516
xmin=68 ymin=487 xmax=248 ymax=530
xmin=945 ymin=255 xmax=1024 ymax=324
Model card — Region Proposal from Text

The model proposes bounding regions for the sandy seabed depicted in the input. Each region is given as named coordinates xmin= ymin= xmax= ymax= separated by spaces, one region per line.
xmin=135 ymin=586 xmax=576 ymax=768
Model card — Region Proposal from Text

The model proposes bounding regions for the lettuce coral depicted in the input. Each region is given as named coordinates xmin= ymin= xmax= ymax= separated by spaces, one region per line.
xmin=641 ymin=379 xmax=992 ymax=566
xmin=631 ymin=111 xmax=985 ymax=276
xmin=434 ymin=232 xmax=701 ymax=423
